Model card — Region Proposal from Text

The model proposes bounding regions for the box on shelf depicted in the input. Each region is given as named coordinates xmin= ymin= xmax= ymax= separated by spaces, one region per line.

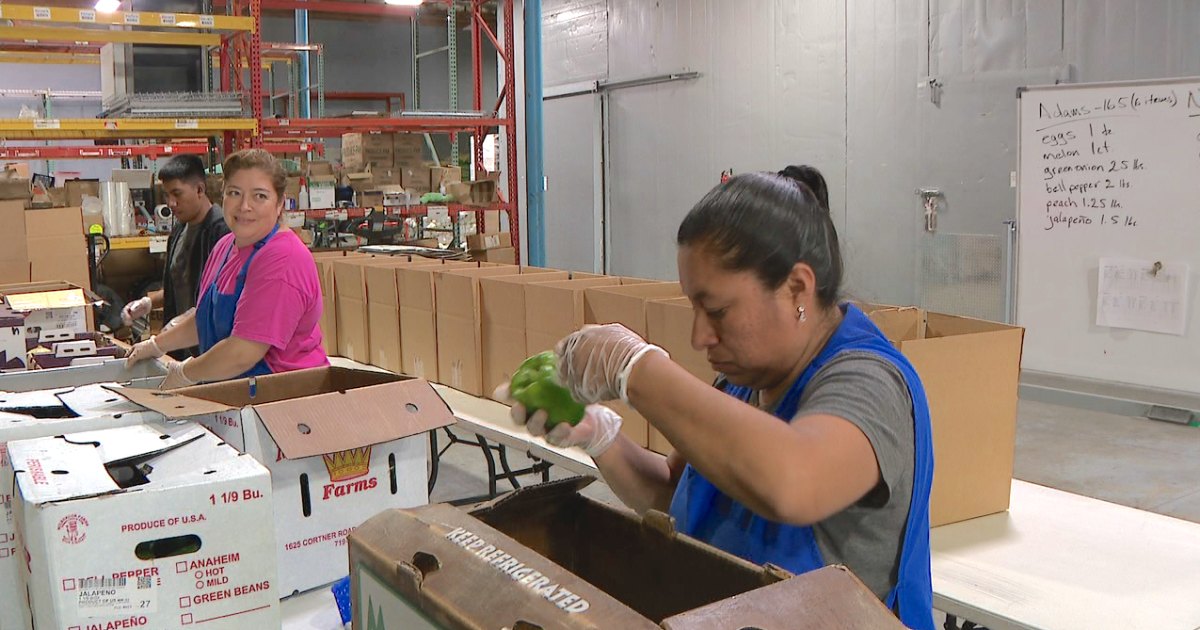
xmin=11 ymin=423 xmax=280 ymax=630
xmin=466 ymin=231 xmax=512 ymax=251
xmin=399 ymin=165 xmax=432 ymax=197
xmin=64 ymin=179 xmax=101 ymax=209
xmin=479 ymin=271 xmax=571 ymax=401
xmin=866 ymin=305 xmax=1025 ymax=527
xmin=359 ymin=190 xmax=385 ymax=208
xmin=0 ymin=384 xmax=163 ymax=630
xmin=342 ymin=132 xmax=394 ymax=172
xmin=112 ymin=366 xmax=456 ymax=596
xmin=447 ymin=179 xmax=498 ymax=207
xmin=0 ymin=167 xmax=29 ymax=202
xmin=471 ymin=247 xmax=515 ymax=264
xmin=429 ymin=165 xmax=461 ymax=192
xmin=483 ymin=209 xmax=503 ymax=233
xmin=349 ymin=478 xmax=907 ymax=630
xmin=305 ymin=162 xmax=338 ymax=210
xmin=392 ymin=133 xmax=425 ymax=170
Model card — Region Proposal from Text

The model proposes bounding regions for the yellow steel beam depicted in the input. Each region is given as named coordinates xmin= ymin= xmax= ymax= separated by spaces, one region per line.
xmin=0 ymin=25 xmax=221 ymax=46
xmin=0 ymin=118 xmax=257 ymax=139
xmin=0 ymin=4 xmax=254 ymax=31
xmin=0 ymin=51 xmax=99 ymax=65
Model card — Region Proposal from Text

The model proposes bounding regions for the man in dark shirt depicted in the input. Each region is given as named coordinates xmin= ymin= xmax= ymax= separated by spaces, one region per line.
xmin=121 ymin=154 xmax=230 ymax=357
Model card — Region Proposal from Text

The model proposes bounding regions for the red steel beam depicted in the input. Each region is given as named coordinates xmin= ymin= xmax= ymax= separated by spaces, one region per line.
xmin=261 ymin=116 xmax=505 ymax=137
xmin=0 ymin=145 xmax=210 ymax=160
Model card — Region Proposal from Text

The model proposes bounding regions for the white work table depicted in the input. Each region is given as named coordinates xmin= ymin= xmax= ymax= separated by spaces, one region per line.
xmin=932 ymin=479 xmax=1200 ymax=630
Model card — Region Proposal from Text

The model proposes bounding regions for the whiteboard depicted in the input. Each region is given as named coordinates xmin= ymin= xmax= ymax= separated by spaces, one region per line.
xmin=1017 ymin=77 xmax=1200 ymax=394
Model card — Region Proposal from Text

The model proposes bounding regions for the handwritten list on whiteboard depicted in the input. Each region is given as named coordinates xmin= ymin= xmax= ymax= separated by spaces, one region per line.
xmin=1096 ymin=258 xmax=1190 ymax=336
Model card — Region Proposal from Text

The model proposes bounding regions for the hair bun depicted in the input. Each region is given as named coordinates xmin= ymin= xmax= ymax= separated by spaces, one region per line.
xmin=778 ymin=165 xmax=830 ymax=211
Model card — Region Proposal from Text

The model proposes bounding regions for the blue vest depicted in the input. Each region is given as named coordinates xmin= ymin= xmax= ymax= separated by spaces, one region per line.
xmin=195 ymin=225 xmax=278 ymax=379
xmin=668 ymin=304 xmax=935 ymax=630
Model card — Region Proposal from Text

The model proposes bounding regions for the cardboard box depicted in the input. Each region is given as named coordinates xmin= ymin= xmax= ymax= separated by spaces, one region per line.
xmin=398 ymin=261 xmax=483 ymax=381
xmin=342 ymin=132 xmax=394 ymax=172
xmin=333 ymin=258 xmax=377 ymax=362
xmin=81 ymin=211 xmax=104 ymax=235
xmin=523 ymin=277 xmax=622 ymax=357
xmin=866 ymin=306 xmax=1025 ymax=527
xmin=466 ymin=231 xmax=513 ymax=251
xmin=429 ymin=165 xmax=461 ymax=192
xmin=435 ymin=266 xmax=551 ymax=395
xmin=392 ymin=133 xmax=425 ymax=169
xmin=577 ymin=283 xmax=683 ymax=447
xmin=114 ymin=366 xmax=456 ymax=595
xmin=645 ymin=297 xmax=715 ymax=455
xmin=0 ymin=384 xmax=163 ymax=630
xmin=0 ymin=281 xmax=100 ymax=345
xmin=0 ymin=201 xmax=29 ymax=285
xmin=584 ymin=282 xmax=684 ymax=332
xmin=399 ymin=165 xmax=432 ymax=197
xmin=25 ymin=206 xmax=90 ymax=289
xmin=478 ymin=272 xmax=572 ymax=400
xmin=313 ymin=252 xmax=376 ymax=356
xmin=471 ymin=246 xmax=516 ymax=264
xmin=364 ymin=258 xmax=445 ymax=374
xmin=484 ymin=210 xmax=503 ymax=233
xmin=447 ymin=179 xmax=498 ymax=207
xmin=358 ymin=190 xmax=385 ymax=208
xmin=285 ymin=175 xmax=302 ymax=201
xmin=348 ymin=478 xmax=907 ymax=630
xmin=64 ymin=179 xmax=99 ymax=208
xmin=10 ymin=423 xmax=280 ymax=630
xmin=306 ymin=162 xmax=338 ymax=210
xmin=0 ymin=168 xmax=28 ymax=202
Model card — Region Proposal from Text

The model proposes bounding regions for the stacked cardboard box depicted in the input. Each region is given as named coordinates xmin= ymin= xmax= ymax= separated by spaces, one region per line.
xmin=467 ymin=231 xmax=515 ymax=264
xmin=0 ymin=202 xmax=90 ymax=289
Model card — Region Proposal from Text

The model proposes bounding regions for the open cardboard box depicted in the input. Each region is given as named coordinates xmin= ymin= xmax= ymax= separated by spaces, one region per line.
xmin=435 ymin=266 xmax=556 ymax=396
xmin=0 ymin=282 xmax=102 ymax=354
xmin=645 ymin=296 xmax=715 ymax=455
xmin=0 ymin=384 xmax=164 ymax=630
xmin=11 ymin=423 xmax=279 ymax=630
xmin=111 ymin=366 xmax=456 ymax=595
xmin=364 ymin=258 xmax=448 ymax=374
xmin=349 ymin=477 xmax=906 ymax=630
xmin=865 ymin=305 xmax=1025 ymax=527
xmin=398 ymin=262 xmax=496 ymax=381
xmin=582 ymin=283 xmax=684 ymax=448
xmin=478 ymin=271 xmax=573 ymax=401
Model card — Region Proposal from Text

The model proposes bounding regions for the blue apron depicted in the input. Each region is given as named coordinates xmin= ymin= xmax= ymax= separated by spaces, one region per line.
xmin=195 ymin=225 xmax=279 ymax=379
xmin=668 ymin=303 xmax=935 ymax=630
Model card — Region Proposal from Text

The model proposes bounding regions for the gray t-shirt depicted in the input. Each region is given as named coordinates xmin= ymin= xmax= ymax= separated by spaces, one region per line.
xmin=169 ymin=222 xmax=202 ymax=319
xmin=748 ymin=351 xmax=914 ymax=600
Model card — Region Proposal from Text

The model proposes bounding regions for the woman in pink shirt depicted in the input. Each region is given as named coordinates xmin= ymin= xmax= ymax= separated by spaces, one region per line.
xmin=127 ymin=149 xmax=328 ymax=388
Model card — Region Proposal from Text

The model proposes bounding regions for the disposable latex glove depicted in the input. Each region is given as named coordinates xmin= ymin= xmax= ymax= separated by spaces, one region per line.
xmin=125 ymin=336 xmax=164 ymax=369
xmin=556 ymin=324 xmax=668 ymax=404
xmin=162 ymin=307 xmax=194 ymax=333
xmin=121 ymin=296 xmax=153 ymax=327
xmin=505 ymin=391 xmax=623 ymax=458
xmin=159 ymin=358 xmax=196 ymax=390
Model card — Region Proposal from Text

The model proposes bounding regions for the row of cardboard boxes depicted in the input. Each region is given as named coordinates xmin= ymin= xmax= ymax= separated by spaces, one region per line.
xmin=314 ymin=249 xmax=1026 ymax=530
xmin=0 ymin=365 xmax=454 ymax=630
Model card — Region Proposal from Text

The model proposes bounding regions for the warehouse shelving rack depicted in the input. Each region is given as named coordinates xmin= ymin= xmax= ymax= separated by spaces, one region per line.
xmin=0 ymin=0 xmax=520 ymax=259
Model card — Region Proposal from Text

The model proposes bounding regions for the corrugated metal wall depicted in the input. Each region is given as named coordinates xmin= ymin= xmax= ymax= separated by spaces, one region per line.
xmin=542 ymin=0 xmax=1200 ymax=303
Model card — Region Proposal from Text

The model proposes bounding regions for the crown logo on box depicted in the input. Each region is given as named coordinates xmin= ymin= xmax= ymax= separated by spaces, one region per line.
xmin=322 ymin=447 xmax=372 ymax=483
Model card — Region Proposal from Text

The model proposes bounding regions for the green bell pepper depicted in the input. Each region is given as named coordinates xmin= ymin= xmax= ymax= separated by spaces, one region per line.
xmin=510 ymin=351 xmax=585 ymax=428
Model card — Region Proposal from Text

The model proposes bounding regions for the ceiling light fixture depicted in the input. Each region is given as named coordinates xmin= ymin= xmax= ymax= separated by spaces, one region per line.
xmin=94 ymin=0 xmax=121 ymax=13
xmin=382 ymin=0 xmax=423 ymax=6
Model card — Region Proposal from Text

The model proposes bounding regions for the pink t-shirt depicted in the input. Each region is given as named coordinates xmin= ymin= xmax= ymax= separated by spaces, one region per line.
xmin=198 ymin=230 xmax=328 ymax=373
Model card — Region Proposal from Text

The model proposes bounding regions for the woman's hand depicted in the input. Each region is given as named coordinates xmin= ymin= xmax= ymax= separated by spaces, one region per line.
xmin=556 ymin=324 xmax=668 ymax=404
xmin=125 ymin=336 xmax=165 ymax=368
xmin=160 ymin=358 xmax=196 ymax=390
xmin=497 ymin=381 xmax=623 ymax=457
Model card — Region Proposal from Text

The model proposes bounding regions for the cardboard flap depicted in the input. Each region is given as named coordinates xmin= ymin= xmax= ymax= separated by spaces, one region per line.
xmin=660 ymin=566 xmax=907 ymax=630
xmin=107 ymin=385 xmax=237 ymax=418
xmin=255 ymin=379 xmax=454 ymax=459
xmin=474 ymin=475 xmax=595 ymax=514
xmin=64 ymin=422 xmax=208 ymax=466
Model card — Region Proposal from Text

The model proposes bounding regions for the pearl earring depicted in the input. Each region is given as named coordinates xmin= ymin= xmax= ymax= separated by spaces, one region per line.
xmin=797 ymin=305 xmax=807 ymax=322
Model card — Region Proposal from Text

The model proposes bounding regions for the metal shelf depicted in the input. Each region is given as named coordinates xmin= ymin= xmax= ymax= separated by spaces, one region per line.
xmin=261 ymin=116 xmax=504 ymax=138
xmin=302 ymin=204 xmax=503 ymax=221
xmin=0 ymin=118 xmax=257 ymax=139
xmin=0 ymin=4 xmax=254 ymax=31
xmin=0 ymin=144 xmax=209 ymax=160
